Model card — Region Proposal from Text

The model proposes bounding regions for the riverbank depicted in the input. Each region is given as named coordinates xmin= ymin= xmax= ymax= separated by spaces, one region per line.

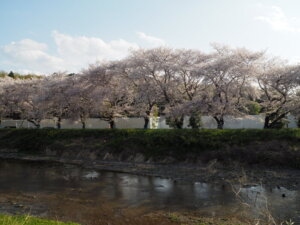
xmin=0 ymin=129 xmax=299 ymax=166
xmin=0 ymin=212 xmax=247 ymax=225
xmin=0 ymin=129 xmax=299 ymax=189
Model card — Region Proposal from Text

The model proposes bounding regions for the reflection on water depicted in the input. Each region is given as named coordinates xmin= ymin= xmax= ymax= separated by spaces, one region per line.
xmin=0 ymin=160 xmax=299 ymax=223
xmin=238 ymin=185 xmax=299 ymax=223
xmin=83 ymin=171 xmax=99 ymax=179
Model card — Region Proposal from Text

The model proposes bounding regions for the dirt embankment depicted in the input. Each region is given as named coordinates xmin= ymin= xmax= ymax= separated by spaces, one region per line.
xmin=0 ymin=129 xmax=299 ymax=189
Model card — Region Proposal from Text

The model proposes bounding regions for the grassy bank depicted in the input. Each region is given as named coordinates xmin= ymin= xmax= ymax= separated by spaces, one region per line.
xmin=0 ymin=213 xmax=247 ymax=225
xmin=0 ymin=129 xmax=299 ymax=168
xmin=0 ymin=214 xmax=79 ymax=225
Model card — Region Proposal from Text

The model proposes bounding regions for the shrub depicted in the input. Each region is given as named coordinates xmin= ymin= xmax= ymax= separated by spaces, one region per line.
xmin=166 ymin=116 xmax=184 ymax=129
xmin=188 ymin=112 xmax=202 ymax=129
xmin=246 ymin=102 xmax=261 ymax=115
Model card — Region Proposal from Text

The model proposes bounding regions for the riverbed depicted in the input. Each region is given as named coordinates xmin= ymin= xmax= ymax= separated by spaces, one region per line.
xmin=0 ymin=159 xmax=299 ymax=225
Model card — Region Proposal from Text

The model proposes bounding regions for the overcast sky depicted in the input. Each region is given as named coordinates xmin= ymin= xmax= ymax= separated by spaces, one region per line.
xmin=1 ymin=0 xmax=300 ymax=74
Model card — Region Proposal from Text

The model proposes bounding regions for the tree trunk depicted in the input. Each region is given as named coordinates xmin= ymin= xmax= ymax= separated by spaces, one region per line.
xmin=217 ymin=120 xmax=224 ymax=129
xmin=175 ymin=115 xmax=184 ymax=129
xmin=264 ymin=112 xmax=288 ymax=129
xmin=28 ymin=119 xmax=41 ymax=129
xmin=264 ymin=115 xmax=270 ymax=129
xmin=56 ymin=117 xmax=61 ymax=129
xmin=214 ymin=116 xmax=224 ymax=129
xmin=175 ymin=121 xmax=183 ymax=129
xmin=109 ymin=120 xmax=115 ymax=129
xmin=80 ymin=115 xmax=86 ymax=129
xmin=143 ymin=117 xmax=149 ymax=129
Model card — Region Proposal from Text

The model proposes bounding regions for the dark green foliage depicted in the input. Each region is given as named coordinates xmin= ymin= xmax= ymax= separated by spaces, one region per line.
xmin=246 ymin=102 xmax=261 ymax=115
xmin=0 ymin=71 xmax=43 ymax=80
xmin=0 ymin=71 xmax=7 ymax=78
xmin=0 ymin=128 xmax=299 ymax=151
xmin=188 ymin=112 xmax=202 ymax=129
xmin=8 ymin=71 xmax=15 ymax=78
xmin=166 ymin=116 xmax=184 ymax=129
xmin=298 ymin=118 xmax=300 ymax=128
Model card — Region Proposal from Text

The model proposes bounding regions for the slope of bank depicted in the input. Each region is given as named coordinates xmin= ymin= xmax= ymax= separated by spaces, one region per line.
xmin=0 ymin=129 xmax=299 ymax=169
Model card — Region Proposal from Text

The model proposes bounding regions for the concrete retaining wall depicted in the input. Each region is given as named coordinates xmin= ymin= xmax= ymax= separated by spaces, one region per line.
xmin=0 ymin=114 xmax=298 ymax=129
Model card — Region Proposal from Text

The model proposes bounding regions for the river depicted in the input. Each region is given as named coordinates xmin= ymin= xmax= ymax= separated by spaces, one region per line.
xmin=0 ymin=159 xmax=299 ymax=224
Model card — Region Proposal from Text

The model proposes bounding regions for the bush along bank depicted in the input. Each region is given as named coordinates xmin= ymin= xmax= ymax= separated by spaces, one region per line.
xmin=0 ymin=129 xmax=299 ymax=169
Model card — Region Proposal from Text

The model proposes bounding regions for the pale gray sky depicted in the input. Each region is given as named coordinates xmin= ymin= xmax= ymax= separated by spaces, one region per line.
xmin=1 ymin=0 xmax=300 ymax=74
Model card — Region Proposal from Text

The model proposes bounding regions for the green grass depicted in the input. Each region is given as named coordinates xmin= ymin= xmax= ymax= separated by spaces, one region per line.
xmin=0 ymin=214 xmax=80 ymax=225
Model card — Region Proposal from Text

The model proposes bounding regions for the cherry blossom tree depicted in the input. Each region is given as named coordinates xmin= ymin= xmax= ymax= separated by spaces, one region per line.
xmin=82 ymin=62 xmax=134 ymax=128
xmin=43 ymin=72 xmax=74 ymax=128
xmin=68 ymin=74 xmax=101 ymax=129
xmin=1 ymin=45 xmax=299 ymax=131
xmin=195 ymin=45 xmax=264 ymax=129
xmin=0 ymin=77 xmax=16 ymax=125
xmin=256 ymin=60 xmax=300 ymax=128
xmin=127 ymin=48 xmax=180 ymax=105
xmin=168 ymin=49 xmax=211 ymax=128
xmin=119 ymin=56 xmax=163 ymax=128
xmin=11 ymin=79 xmax=47 ymax=128
xmin=122 ymin=48 xmax=196 ymax=128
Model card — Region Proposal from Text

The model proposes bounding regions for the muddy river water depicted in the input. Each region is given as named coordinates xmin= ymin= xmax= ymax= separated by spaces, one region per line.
xmin=0 ymin=159 xmax=299 ymax=224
